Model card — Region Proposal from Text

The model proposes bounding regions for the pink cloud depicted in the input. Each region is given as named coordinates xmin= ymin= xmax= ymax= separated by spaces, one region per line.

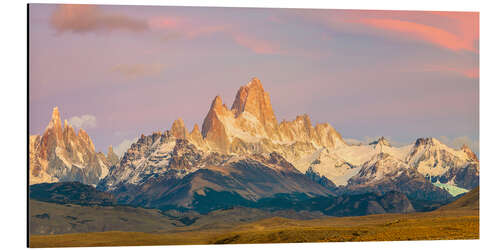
xmin=148 ymin=16 xmax=228 ymax=39
xmin=430 ymin=12 xmax=479 ymax=43
xmin=422 ymin=65 xmax=479 ymax=79
xmin=51 ymin=4 xmax=148 ymax=33
xmin=464 ymin=67 xmax=479 ymax=79
xmin=302 ymin=10 xmax=478 ymax=53
xmin=232 ymin=33 xmax=285 ymax=55
xmin=356 ymin=18 xmax=475 ymax=52
xmin=149 ymin=16 xmax=282 ymax=55
xmin=148 ymin=17 xmax=181 ymax=29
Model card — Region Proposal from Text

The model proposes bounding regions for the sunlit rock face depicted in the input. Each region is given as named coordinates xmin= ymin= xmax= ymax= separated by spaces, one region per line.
xmin=29 ymin=107 xmax=111 ymax=185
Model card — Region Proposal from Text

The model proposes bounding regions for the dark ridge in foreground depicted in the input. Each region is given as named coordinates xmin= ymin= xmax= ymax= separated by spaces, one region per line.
xmin=29 ymin=182 xmax=116 ymax=206
xmin=31 ymin=182 xmax=427 ymax=216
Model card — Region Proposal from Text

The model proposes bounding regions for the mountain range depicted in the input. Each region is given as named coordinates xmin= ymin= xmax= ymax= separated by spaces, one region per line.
xmin=29 ymin=77 xmax=479 ymax=214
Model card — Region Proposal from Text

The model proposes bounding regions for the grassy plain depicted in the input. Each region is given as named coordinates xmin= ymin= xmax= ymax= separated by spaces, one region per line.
xmin=29 ymin=209 xmax=478 ymax=247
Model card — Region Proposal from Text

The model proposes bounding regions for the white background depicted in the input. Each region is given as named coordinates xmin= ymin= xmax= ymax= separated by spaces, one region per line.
xmin=0 ymin=0 xmax=498 ymax=249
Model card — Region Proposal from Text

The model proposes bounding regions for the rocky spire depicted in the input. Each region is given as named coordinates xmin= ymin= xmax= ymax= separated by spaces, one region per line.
xmin=77 ymin=129 xmax=95 ymax=152
xmin=191 ymin=124 xmax=201 ymax=134
xmin=62 ymin=119 xmax=78 ymax=147
xmin=107 ymin=145 xmax=120 ymax=166
xmin=314 ymin=123 xmax=344 ymax=148
xmin=189 ymin=123 xmax=204 ymax=145
xmin=48 ymin=107 xmax=62 ymax=129
xmin=39 ymin=107 xmax=66 ymax=156
xmin=230 ymin=77 xmax=279 ymax=138
xmin=298 ymin=114 xmax=314 ymax=138
xmin=202 ymin=96 xmax=223 ymax=138
xmin=45 ymin=107 xmax=64 ymax=141
xmin=171 ymin=118 xmax=188 ymax=139
xmin=201 ymin=95 xmax=230 ymax=152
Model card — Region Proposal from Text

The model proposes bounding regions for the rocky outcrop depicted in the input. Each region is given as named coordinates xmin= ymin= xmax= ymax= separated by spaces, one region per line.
xmin=106 ymin=146 xmax=120 ymax=166
xmin=461 ymin=144 xmax=479 ymax=162
xmin=305 ymin=167 xmax=337 ymax=190
xmin=171 ymin=118 xmax=188 ymax=140
xmin=369 ymin=136 xmax=391 ymax=148
xmin=188 ymin=124 xmax=204 ymax=146
xmin=278 ymin=114 xmax=343 ymax=148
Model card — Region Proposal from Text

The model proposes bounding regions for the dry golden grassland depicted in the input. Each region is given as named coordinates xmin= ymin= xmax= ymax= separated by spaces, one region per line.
xmin=29 ymin=209 xmax=478 ymax=247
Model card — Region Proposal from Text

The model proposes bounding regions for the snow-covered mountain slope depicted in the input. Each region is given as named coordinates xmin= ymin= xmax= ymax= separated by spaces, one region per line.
xmin=348 ymin=153 xmax=452 ymax=201
xmin=97 ymin=131 xmax=336 ymax=210
xmin=98 ymin=132 xmax=210 ymax=191
xmin=405 ymin=138 xmax=479 ymax=188
xmin=292 ymin=148 xmax=359 ymax=186
xmin=349 ymin=153 xmax=411 ymax=185
xmin=299 ymin=136 xmax=478 ymax=191
xmin=29 ymin=107 xmax=114 ymax=185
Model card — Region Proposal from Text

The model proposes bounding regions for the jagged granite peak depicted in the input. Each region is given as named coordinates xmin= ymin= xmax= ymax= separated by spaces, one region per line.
xmin=369 ymin=136 xmax=392 ymax=148
xmin=231 ymin=77 xmax=279 ymax=136
xmin=201 ymin=95 xmax=231 ymax=152
xmin=231 ymin=78 xmax=276 ymax=117
xmin=171 ymin=118 xmax=188 ymax=139
xmin=197 ymin=77 xmax=346 ymax=160
xmin=77 ymin=128 xmax=95 ymax=151
xmin=47 ymin=106 xmax=62 ymax=130
xmin=107 ymin=145 xmax=120 ymax=166
xmin=202 ymin=95 xmax=224 ymax=138
xmin=461 ymin=144 xmax=478 ymax=162
xmin=29 ymin=107 xmax=110 ymax=185
xmin=297 ymin=114 xmax=316 ymax=140
xmin=278 ymin=114 xmax=344 ymax=148
xmin=43 ymin=107 xmax=64 ymax=147
xmin=209 ymin=95 xmax=225 ymax=114
xmin=314 ymin=123 xmax=344 ymax=148
xmin=351 ymin=153 xmax=410 ymax=184
xmin=414 ymin=137 xmax=440 ymax=147
xmin=404 ymin=137 xmax=479 ymax=190
xmin=191 ymin=123 xmax=201 ymax=135
xmin=189 ymin=123 xmax=204 ymax=146
xmin=279 ymin=114 xmax=315 ymax=142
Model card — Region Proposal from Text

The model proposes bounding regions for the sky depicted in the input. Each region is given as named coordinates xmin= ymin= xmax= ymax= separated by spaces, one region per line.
xmin=28 ymin=4 xmax=479 ymax=156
